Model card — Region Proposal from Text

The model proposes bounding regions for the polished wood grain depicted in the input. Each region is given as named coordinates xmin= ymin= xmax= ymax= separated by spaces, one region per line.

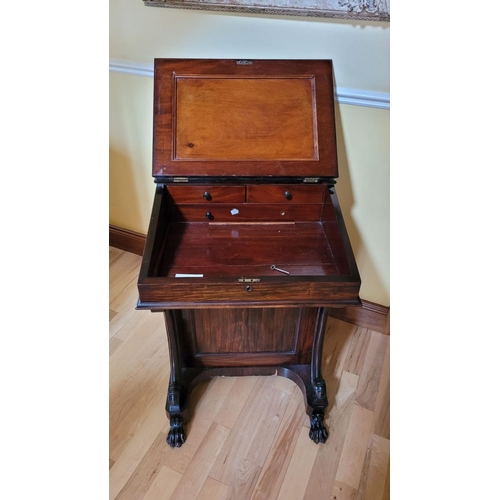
xmin=213 ymin=377 xmax=258 ymax=429
xmin=192 ymin=308 xmax=301 ymax=354
xmin=322 ymin=187 xmax=359 ymax=278
xmin=137 ymin=183 xmax=360 ymax=308
xmin=249 ymin=385 xmax=305 ymax=500
xmin=171 ymin=307 xmax=320 ymax=368
xmin=139 ymin=58 xmax=361 ymax=454
xmin=152 ymin=59 xmax=337 ymax=178
xmin=169 ymin=423 xmax=230 ymax=500
xmin=344 ymin=327 xmax=372 ymax=376
xmin=330 ymin=300 xmax=390 ymax=335
xmin=109 ymin=225 xmax=389 ymax=333
xmin=138 ymin=184 xmax=170 ymax=281
xmin=175 ymin=77 xmax=317 ymax=161
xmin=171 ymin=203 xmax=323 ymax=222
xmin=356 ymin=434 xmax=390 ymax=500
xmin=142 ymin=466 xmax=182 ymax=500
xmin=276 ymin=424 xmax=320 ymax=500
xmin=196 ymin=477 xmax=229 ymax=500
xmin=336 ymin=404 xmax=374 ymax=489
xmin=158 ymin=222 xmax=337 ymax=275
xmin=167 ymin=185 xmax=245 ymax=204
xmin=355 ymin=332 xmax=389 ymax=412
xmin=138 ymin=280 xmax=361 ymax=308
xmin=209 ymin=376 xmax=292 ymax=497
xmin=109 ymin=226 xmax=145 ymax=255
xmin=246 ymin=184 xmax=326 ymax=204
xmin=110 ymin=248 xmax=389 ymax=500
xmin=372 ymin=341 xmax=390 ymax=440
xmin=110 ymin=225 xmax=146 ymax=256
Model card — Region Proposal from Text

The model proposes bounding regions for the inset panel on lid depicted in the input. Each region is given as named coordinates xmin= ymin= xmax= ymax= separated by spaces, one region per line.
xmin=153 ymin=59 xmax=338 ymax=178
xmin=174 ymin=77 xmax=318 ymax=161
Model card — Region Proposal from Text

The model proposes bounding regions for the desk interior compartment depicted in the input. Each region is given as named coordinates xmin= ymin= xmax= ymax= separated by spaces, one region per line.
xmin=137 ymin=183 xmax=360 ymax=308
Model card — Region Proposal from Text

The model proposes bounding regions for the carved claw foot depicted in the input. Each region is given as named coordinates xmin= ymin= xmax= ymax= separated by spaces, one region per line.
xmin=309 ymin=412 xmax=328 ymax=444
xmin=166 ymin=416 xmax=186 ymax=448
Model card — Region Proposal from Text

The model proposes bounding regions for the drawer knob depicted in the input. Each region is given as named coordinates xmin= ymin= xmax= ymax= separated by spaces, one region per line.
xmin=205 ymin=211 xmax=214 ymax=220
xmin=284 ymin=191 xmax=292 ymax=200
xmin=246 ymin=285 xmax=253 ymax=292
xmin=203 ymin=191 xmax=212 ymax=201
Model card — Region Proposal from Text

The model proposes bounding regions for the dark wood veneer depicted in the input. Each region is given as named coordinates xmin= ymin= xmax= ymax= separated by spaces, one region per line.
xmin=108 ymin=227 xmax=386 ymax=332
xmin=170 ymin=203 xmax=323 ymax=222
xmin=167 ymin=185 xmax=245 ymax=204
xmin=109 ymin=225 xmax=146 ymax=256
xmin=246 ymin=184 xmax=326 ymax=204
xmin=153 ymin=59 xmax=337 ymax=178
xmin=192 ymin=308 xmax=301 ymax=354
xmin=136 ymin=59 xmax=361 ymax=448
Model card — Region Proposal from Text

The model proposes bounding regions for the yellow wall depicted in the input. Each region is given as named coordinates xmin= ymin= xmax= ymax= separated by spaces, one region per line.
xmin=110 ymin=71 xmax=154 ymax=233
xmin=109 ymin=0 xmax=390 ymax=306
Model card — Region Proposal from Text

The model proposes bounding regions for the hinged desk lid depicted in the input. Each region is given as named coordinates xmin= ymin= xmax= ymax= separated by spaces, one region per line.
xmin=153 ymin=59 xmax=338 ymax=179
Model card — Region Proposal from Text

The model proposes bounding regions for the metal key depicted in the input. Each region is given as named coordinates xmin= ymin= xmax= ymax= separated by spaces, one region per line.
xmin=270 ymin=264 xmax=290 ymax=275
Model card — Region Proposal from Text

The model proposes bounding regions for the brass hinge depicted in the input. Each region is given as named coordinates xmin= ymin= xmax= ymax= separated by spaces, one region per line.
xmin=303 ymin=177 xmax=320 ymax=183
xmin=238 ymin=278 xmax=261 ymax=283
xmin=173 ymin=177 xmax=189 ymax=183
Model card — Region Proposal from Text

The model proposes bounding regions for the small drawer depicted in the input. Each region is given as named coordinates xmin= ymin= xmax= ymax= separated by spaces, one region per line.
xmin=246 ymin=184 xmax=326 ymax=204
xmin=167 ymin=185 xmax=246 ymax=204
xmin=171 ymin=204 xmax=322 ymax=222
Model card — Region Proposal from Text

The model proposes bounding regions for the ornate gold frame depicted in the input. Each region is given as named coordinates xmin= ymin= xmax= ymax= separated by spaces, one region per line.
xmin=142 ymin=0 xmax=390 ymax=22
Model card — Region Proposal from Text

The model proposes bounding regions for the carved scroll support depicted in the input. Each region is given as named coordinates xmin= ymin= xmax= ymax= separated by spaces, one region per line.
xmin=308 ymin=307 xmax=330 ymax=444
xmin=163 ymin=310 xmax=187 ymax=447
xmin=160 ymin=306 xmax=333 ymax=447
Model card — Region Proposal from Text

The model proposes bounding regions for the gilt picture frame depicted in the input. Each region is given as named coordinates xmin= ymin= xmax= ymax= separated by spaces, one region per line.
xmin=143 ymin=0 xmax=390 ymax=22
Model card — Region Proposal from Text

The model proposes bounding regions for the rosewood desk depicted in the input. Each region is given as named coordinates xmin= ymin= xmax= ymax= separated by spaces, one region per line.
xmin=137 ymin=59 xmax=361 ymax=447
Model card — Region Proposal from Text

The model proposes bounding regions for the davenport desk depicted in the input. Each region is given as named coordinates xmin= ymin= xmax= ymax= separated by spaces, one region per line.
xmin=137 ymin=59 xmax=361 ymax=447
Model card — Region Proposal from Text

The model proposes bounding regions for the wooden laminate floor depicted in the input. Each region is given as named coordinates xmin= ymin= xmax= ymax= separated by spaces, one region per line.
xmin=109 ymin=246 xmax=390 ymax=500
